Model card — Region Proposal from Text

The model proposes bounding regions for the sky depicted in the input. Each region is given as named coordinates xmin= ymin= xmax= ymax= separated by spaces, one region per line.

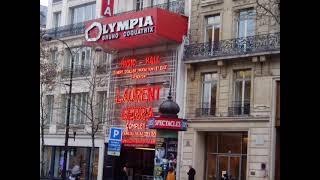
xmin=40 ymin=0 xmax=48 ymax=6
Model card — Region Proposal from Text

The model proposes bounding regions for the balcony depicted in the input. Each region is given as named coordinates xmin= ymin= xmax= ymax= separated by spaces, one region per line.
xmin=228 ymin=101 xmax=250 ymax=116
xmin=196 ymin=103 xmax=216 ymax=117
xmin=184 ymin=33 xmax=280 ymax=62
xmin=45 ymin=0 xmax=185 ymax=39
xmin=45 ymin=20 xmax=90 ymax=39
xmin=61 ymin=65 xmax=90 ymax=79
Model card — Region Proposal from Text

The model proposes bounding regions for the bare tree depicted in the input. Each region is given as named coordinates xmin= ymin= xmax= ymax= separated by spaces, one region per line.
xmin=74 ymin=47 xmax=109 ymax=180
xmin=256 ymin=0 xmax=280 ymax=25
xmin=40 ymin=31 xmax=58 ymax=177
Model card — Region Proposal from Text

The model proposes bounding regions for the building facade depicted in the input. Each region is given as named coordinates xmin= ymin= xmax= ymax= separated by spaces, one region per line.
xmin=41 ymin=0 xmax=189 ymax=180
xmin=41 ymin=0 xmax=279 ymax=180
xmin=179 ymin=0 xmax=279 ymax=180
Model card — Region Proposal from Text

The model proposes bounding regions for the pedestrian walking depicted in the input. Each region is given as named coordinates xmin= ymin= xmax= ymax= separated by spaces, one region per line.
xmin=166 ymin=167 xmax=175 ymax=180
xmin=187 ymin=165 xmax=196 ymax=180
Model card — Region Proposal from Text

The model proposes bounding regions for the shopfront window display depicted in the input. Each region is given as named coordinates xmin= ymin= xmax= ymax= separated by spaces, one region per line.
xmin=41 ymin=146 xmax=99 ymax=180
xmin=154 ymin=138 xmax=178 ymax=180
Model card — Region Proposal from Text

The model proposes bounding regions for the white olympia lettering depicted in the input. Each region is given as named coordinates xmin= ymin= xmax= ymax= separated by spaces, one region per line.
xmin=102 ymin=24 xmax=109 ymax=34
xmin=129 ymin=19 xmax=139 ymax=29
xmin=85 ymin=16 xmax=154 ymax=42
xmin=85 ymin=22 xmax=102 ymax=42
xmin=144 ymin=16 xmax=153 ymax=26
xmin=117 ymin=20 xmax=130 ymax=31
xmin=109 ymin=22 xmax=116 ymax=33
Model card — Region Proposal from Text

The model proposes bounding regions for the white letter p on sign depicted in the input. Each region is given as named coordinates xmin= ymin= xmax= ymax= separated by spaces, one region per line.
xmin=113 ymin=130 xmax=119 ymax=138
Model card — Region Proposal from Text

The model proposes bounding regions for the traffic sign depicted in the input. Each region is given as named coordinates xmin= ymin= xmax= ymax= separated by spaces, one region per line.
xmin=107 ymin=127 xmax=123 ymax=156
xmin=109 ymin=127 xmax=123 ymax=141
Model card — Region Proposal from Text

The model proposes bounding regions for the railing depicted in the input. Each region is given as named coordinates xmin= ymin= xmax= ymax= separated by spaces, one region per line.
xmin=228 ymin=101 xmax=250 ymax=116
xmin=45 ymin=0 xmax=185 ymax=39
xmin=61 ymin=65 xmax=90 ymax=79
xmin=184 ymin=33 xmax=280 ymax=61
xmin=196 ymin=103 xmax=216 ymax=116
xmin=45 ymin=20 xmax=91 ymax=39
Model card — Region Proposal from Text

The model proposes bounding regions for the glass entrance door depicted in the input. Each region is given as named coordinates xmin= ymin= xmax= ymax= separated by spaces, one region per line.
xmin=217 ymin=155 xmax=241 ymax=180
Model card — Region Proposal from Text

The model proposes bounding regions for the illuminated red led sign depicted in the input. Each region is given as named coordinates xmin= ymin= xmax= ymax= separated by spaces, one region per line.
xmin=117 ymin=85 xmax=161 ymax=146
xmin=115 ymin=86 xmax=161 ymax=104
xmin=113 ymin=55 xmax=167 ymax=80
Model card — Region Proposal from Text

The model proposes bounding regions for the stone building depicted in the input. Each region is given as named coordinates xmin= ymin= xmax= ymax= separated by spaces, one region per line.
xmin=178 ymin=0 xmax=280 ymax=180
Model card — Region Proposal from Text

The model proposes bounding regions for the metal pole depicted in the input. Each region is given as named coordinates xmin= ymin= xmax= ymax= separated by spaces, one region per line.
xmin=57 ymin=39 xmax=74 ymax=180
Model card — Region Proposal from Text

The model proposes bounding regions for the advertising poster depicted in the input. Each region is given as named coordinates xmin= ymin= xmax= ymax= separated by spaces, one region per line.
xmin=154 ymin=137 xmax=178 ymax=180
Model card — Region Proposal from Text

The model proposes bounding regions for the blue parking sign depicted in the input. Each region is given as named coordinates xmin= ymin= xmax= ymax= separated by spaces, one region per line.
xmin=109 ymin=127 xmax=123 ymax=141
xmin=108 ymin=127 xmax=123 ymax=156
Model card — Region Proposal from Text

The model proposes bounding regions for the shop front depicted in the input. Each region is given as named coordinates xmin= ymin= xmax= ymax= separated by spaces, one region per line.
xmin=42 ymin=146 xmax=99 ymax=180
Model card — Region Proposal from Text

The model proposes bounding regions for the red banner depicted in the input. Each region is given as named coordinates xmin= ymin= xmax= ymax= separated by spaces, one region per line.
xmin=148 ymin=117 xmax=188 ymax=131
xmin=101 ymin=0 xmax=114 ymax=17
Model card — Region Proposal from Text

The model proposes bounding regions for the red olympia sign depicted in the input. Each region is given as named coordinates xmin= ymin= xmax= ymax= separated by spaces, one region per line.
xmin=101 ymin=0 xmax=114 ymax=17
xmin=85 ymin=8 xmax=188 ymax=51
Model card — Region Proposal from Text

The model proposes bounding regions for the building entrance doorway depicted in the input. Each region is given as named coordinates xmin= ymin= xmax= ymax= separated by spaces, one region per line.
xmin=205 ymin=132 xmax=247 ymax=180
xmin=217 ymin=155 xmax=241 ymax=180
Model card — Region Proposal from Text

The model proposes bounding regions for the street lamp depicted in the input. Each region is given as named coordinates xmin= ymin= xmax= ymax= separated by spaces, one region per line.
xmin=43 ymin=34 xmax=74 ymax=180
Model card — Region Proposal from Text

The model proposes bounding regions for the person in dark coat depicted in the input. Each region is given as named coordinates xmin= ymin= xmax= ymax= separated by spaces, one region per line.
xmin=187 ymin=165 xmax=196 ymax=180
xmin=120 ymin=163 xmax=128 ymax=180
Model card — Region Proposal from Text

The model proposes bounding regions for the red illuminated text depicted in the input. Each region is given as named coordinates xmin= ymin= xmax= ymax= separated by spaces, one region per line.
xmin=122 ymin=106 xmax=154 ymax=121
xmin=115 ymin=86 xmax=161 ymax=104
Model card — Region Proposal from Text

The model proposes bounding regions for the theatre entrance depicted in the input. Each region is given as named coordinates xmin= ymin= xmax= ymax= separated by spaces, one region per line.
xmin=103 ymin=145 xmax=155 ymax=180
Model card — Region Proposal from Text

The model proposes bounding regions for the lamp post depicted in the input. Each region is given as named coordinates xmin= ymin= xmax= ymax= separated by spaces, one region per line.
xmin=43 ymin=34 xmax=74 ymax=180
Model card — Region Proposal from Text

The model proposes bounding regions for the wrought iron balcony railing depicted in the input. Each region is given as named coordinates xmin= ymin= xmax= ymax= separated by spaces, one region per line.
xmin=45 ymin=20 xmax=90 ymax=39
xmin=45 ymin=0 xmax=185 ymax=39
xmin=228 ymin=101 xmax=250 ymax=116
xmin=61 ymin=65 xmax=90 ymax=79
xmin=195 ymin=103 xmax=216 ymax=116
xmin=184 ymin=33 xmax=280 ymax=61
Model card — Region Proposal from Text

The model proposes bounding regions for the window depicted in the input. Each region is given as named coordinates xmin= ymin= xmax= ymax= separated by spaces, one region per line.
xmin=237 ymin=8 xmax=255 ymax=38
xmin=51 ymin=50 xmax=58 ymax=64
xmin=151 ymin=0 xmax=163 ymax=6
xmin=97 ymin=91 xmax=107 ymax=123
xmin=53 ymin=12 xmax=61 ymax=28
xmin=61 ymin=93 xmax=88 ymax=125
xmin=42 ymin=146 xmax=98 ymax=179
xmin=71 ymin=3 xmax=96 ymax=24
xmin=230 ymin=69 xmax=251 ymax=115
xmin=136 ymin=0 xmax=144 ymax=11
xmin=46 ymin=95 xmax=54 ymax=124
xmin=63 ymin=47 xmax=91 ymax=78
xmin=199 ymin=73 xmax=218 ymax=116
xmin=205 ymin=15 xmax=220 ymax=43
xmin=276 ymin=81 xmax=280 ymax=126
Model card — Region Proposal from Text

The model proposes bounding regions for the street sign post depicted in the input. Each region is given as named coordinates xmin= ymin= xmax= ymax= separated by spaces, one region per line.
xmin=107 ymin=127 xmax=123 ymax=156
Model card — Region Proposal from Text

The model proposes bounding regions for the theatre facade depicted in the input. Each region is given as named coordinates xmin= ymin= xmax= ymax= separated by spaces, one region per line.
xmin=84 ymin=5 xmax=189 ymax=180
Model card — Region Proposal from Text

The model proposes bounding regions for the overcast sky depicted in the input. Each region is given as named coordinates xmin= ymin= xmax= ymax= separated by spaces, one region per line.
xmin=40 ymin=0 xmax=48 ymax=6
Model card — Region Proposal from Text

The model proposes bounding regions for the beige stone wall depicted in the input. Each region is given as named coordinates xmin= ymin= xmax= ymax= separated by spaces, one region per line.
xmin=189 ymin=0 xmax=280 ymax=44
xmin=180 ymin=54 xmax=279 ymax=179
xmin=185 ymin=55 xmax=279 ymax=119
